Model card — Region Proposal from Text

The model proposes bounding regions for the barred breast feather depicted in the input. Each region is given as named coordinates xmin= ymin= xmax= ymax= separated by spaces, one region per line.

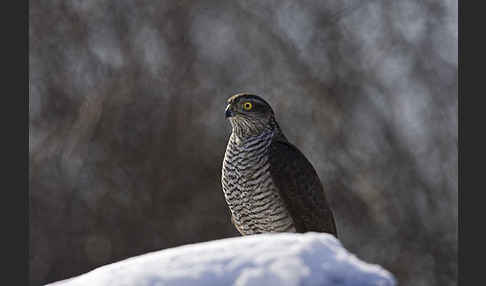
xmin=221 ymin=130 xmax=296 ymax=235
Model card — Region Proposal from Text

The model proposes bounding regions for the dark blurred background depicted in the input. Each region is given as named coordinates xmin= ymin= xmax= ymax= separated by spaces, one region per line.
xmin=29 ymin=0 xmax=457 ymax=285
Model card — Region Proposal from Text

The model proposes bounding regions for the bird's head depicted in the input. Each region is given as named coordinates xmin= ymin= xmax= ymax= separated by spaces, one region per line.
xmin=225 ymin=93 xmax=276 ymax=139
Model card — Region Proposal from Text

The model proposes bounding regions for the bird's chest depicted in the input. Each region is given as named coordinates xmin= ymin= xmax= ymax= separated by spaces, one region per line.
xmin=222 ymin=135 xmax=295 ymax=234
xmin=222 ymin=144 xmax=273 ymax=204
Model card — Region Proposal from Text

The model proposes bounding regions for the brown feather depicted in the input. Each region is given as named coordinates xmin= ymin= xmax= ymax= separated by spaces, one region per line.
xmin=269 ymin=139 xmax=338 ymax=237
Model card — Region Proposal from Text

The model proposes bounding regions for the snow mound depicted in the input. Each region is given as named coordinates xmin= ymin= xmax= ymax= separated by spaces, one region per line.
xmin=48 ymin=232 xmax=396 ymax=286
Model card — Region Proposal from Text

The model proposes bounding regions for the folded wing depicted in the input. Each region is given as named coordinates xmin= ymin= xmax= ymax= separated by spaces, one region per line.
xmin=269 ymin=140 xmax=337 ymax=237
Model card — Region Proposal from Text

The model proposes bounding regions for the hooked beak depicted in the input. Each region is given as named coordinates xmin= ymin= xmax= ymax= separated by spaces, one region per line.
xmin=225 ymin=105 xmax=234 ymax=118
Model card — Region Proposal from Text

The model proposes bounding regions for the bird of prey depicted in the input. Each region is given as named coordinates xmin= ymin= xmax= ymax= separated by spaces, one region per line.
xmin=221 ymin=93 xmax=337 ymax=237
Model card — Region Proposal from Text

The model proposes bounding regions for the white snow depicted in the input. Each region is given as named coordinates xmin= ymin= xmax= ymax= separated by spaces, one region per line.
xmin=47 ymin=233 xmax=396 ymax=286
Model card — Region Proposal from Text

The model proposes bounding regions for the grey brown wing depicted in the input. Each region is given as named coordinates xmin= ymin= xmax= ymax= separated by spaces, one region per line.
xmin=269 ymin=140 xmax=338 ymax=237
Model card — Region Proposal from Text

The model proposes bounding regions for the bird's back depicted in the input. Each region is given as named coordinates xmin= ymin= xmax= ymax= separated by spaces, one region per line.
xmin=269 ymin=139 xmax=338 ymax=237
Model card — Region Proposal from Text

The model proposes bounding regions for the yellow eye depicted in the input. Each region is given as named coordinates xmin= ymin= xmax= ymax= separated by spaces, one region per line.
xmin=243 ymin=102 xmax=253 ymax=110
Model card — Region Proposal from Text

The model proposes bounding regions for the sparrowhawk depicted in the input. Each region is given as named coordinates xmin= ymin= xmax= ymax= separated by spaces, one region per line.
xmin=221 ymin=93 xmax=338 ymax=237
